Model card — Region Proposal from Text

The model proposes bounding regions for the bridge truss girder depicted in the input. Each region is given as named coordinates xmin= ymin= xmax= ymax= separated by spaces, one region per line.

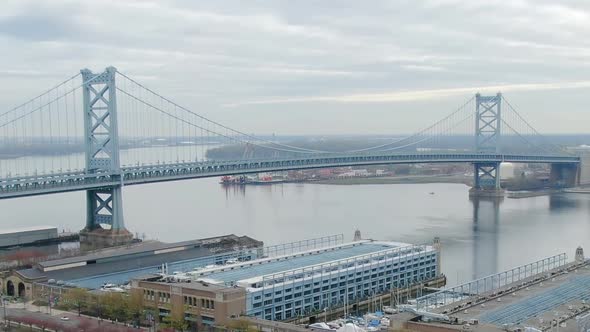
xmin=476 ymin=93 xmax=502 ymax=153
xmin=81 ymin=67 xmax=124 ymax=230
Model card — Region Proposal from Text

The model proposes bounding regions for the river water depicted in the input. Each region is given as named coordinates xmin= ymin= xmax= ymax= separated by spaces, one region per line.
xmin=2 ymin=175 xmax=589 ymax=286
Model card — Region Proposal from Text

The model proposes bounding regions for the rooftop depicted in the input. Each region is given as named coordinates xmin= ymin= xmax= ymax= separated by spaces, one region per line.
xmin=39 ymin=234 xmax=259 ymax=269
xmin=0 ymin=226 xmax=57 ymax=235
xmin=16 ymin=234 xmax=262 ymax=289
xmin=439 ymin=260 xmax=590 ymax=332
xmin=196 ymin=240 xmax=419 ymax=285
xmin=478 ymin=274 xmax=590 ymax=326
xmin=147 ymin=280 xmax=243 ymax=294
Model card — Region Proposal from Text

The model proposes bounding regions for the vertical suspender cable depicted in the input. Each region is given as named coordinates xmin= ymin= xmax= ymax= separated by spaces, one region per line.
xmin=30 ymin=97 xmax=35 ymax=175
xmin=64 ymin=82 xmax=71 ymax=171
xmin=22 ymin=92 xmax=28 ymax=175
xmin=175 ymin=103 xmax=179 ymax=162
xmin=57 ymin=84 xmax=62 ymax=172
xmin=39 ymin=94 xmax=45 ymax=175
xmin=12 ymin=100 xmax=17 ymax=175
xmin=73 ymin=85 xmax=80 ymax=171
xmin=200 ymin=120 xmax=204 ymax=162
xmin=133 ymin=79 xmax=138 ymax=166
xmin=48 ymin=89 xmax=54 ymax=172
xmin=141 ymin=82 xmax=147 ymax=165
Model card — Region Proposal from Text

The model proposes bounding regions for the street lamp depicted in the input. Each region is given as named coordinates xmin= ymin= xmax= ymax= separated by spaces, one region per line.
xmin=48 ymin=288 xmax=53 ymax=316
xmin=3 ymin=298 xmax=7 ymax=323
xmin=96 ymin=296 xmax=102 ymax=325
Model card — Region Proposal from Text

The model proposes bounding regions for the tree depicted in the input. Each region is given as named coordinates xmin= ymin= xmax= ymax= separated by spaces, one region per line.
xmin=143 ymin=298 xmax=159 ymax=330
xmin=161 ymin=306 xmax=188 ymax=332
xmin=127 ymin=290 xmax=145 ymax=326
xmin=87 ymin=294 xmax=105 ymax=321
xmin=63 ymin=288 xmax=89 ymax=316
xmin=100 ymin=293 xmax=117 ymax=320
xmin=100 ymin=292 xmax=130 ymax=322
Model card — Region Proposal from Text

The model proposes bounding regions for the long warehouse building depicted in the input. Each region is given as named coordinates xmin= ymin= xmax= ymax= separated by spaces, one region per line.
xmin=133 ymin=238 xmax=441 ymax=328
xmin=0 ymin=226 xmax=58 ymax=248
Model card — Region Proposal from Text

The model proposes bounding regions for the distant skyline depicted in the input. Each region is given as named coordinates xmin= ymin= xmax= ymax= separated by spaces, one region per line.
xmin=1 ymin=0 xmax=589 ymax=135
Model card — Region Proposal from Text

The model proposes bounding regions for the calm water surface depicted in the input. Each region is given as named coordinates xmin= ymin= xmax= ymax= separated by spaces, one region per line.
xmin=2 ymin=178 xmax=589 ymax=285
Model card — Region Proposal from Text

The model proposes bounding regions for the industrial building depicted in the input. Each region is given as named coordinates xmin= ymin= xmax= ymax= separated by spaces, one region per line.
xmin=391 ymin=247 xmax=590 ymax=332
xmin=2 ymin=234 xmax=262 ymax=298
xmin=131 ymin=236 xmax=441 ymax=328
xmin=134 ymin=276 xmax=247 ymax=328
xmin=0 ymin=226 xmax=58 ymax=248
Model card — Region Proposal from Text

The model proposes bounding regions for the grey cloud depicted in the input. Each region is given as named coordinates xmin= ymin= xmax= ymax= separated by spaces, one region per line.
xmin=0 ymin=15 xmax=73 ymax=41
xmin=1 ymin=0 xmax=590 ymax=134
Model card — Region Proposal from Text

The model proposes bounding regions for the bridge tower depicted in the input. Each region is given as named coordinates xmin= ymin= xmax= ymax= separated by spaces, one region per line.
xmin=79 ymin=67 xmax=132 ymax=250
xmin=471 ymin=93 xmax=504 ymax=197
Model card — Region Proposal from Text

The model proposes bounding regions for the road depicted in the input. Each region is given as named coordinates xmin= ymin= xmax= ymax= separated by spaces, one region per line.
xmin=1 ymin=302 xmax=145 ymax=331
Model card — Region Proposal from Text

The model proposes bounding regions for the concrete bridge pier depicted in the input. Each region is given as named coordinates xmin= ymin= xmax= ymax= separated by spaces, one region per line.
xmin=549 ymin=163 xmax=579 ymax=188
xmin=469 ymin=162 xmax=505 ymax=197
xmin=79 ymin=184 xmax=133 ymax=251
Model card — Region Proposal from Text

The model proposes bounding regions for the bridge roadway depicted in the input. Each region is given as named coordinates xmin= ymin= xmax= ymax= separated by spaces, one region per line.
xmin=0 ymin=152 xmax=580 ymax=199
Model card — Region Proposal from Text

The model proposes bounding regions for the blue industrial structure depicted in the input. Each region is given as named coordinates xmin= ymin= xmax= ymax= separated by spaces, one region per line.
xmin=0 ymin=67 xmax=581 ymax=234
xmin=192 ymin=240 xmax=439 ymax=321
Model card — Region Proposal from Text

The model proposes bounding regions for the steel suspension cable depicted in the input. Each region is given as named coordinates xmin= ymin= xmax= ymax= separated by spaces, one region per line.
xmin=116 ymin=87 xmax=322 ymax=155
xmin=502 ymin=97 xmax=567 ymax=154
xmin=118 ymin=70 xmax=482 ymax=155
xmin=0 ymin=73 xmax=81 ymax=120
xmin=346 ymin=97 xmax=475 ymax=153
xmin=380 ymin=112 xmax=475 ymax=152
xmin=0 ymin=74 xmax=102 ymax=129
xmin=500 ymin=119 xmax=560 ymax=155
xmin=115 ymin=70 xmax=329 ymax=154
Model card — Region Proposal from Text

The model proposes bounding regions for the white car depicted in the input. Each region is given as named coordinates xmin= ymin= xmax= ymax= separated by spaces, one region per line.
xmin=60 ymin=317 xmax=70 ymax=321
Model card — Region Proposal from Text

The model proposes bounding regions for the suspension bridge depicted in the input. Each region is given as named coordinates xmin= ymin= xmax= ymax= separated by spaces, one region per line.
xmin=0 ymin=66 xmax=580 ymax=245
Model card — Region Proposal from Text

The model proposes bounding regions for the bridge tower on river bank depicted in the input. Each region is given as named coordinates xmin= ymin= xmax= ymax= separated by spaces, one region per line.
xmin=79 ymin=67 xmax=132 ymax=249
xmin=470 ymin=93 xmax=504 ymax=197
xmin=469 ymin=92 xmax=581 ymax=194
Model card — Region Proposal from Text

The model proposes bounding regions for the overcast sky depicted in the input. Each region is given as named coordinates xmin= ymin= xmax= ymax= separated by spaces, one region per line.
xmin=1 ymin=0 xmax=589 ymax=135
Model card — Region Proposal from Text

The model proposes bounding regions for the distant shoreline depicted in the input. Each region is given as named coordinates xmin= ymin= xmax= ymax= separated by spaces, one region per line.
xmin=304 ymin=175 xmax=471 ymax=186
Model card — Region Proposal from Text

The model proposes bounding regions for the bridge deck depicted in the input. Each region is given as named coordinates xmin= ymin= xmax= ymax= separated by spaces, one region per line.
xmin=0 ymin=153 xmax=579 ymax=199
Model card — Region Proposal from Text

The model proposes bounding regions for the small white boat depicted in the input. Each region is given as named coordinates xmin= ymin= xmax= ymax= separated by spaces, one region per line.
xmin=383 ymin=306 xmax=397 ymax=314
xmin=101 ymin=286 xmax=125 ymax=293
xmin=309 ymin=322 xmax=337 ymax=331
xmin=337 ymin=323 xmax=366 ymax=332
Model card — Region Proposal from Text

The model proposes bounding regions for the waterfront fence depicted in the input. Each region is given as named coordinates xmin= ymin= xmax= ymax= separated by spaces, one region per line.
xmin=416 ymin=253 xmax=568 ymax=310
